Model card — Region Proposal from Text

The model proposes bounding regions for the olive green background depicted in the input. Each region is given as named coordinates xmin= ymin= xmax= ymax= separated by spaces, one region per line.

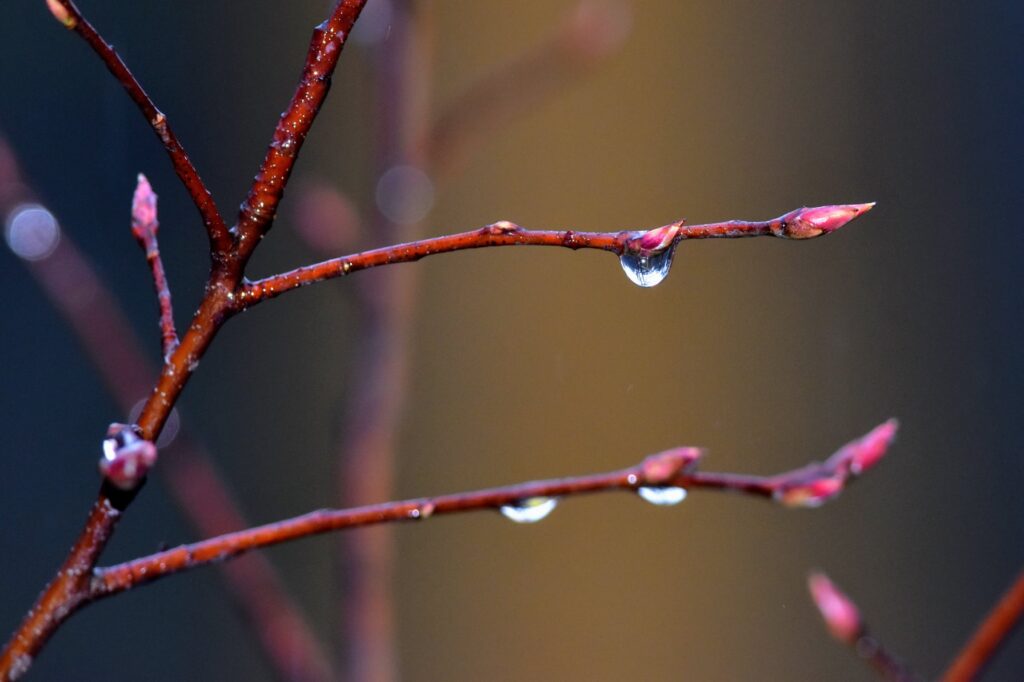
xmin=1 ymin=1 xmax=1022 ymax=679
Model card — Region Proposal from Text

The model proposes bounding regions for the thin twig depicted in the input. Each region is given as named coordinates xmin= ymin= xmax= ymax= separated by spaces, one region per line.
xmin=0 ymin=146 xmax=335 ymax=680
xmin=1 ymin=0 xmax=373 ymax=673
xmin=239 ymin=202 xmax=875 ymax=308
xmin=46 ymin=0 xmax=231 ymax=257
xmin=940 ymin=569 xmax=1024 ymax=682
xmin=91 ymin=420 xmax=896 ymax=599
xmin=807 ymin=572 xmax=924 ymax=682
xmin=130 ymin=174 xmax=179 ymax=358
xmin=234 ymin=0 xmax=369 ymax=265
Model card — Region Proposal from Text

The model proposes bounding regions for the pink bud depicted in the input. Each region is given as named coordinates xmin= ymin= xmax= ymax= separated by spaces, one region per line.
xmin=46 ymin=0 xmax=77 ymax=28
xmin=826 ymin=419 xmax=899 ymax=476
xmin=776 ymin=202 xmax=875 ymax=239
xmin=640 ymin=446 xmax=703 ymax=485
xmin=848 ymin=419 xmax=898 ymax=475
xmin=629 ymin=221 xmax=684 ymax=254
xmin=808 ymin=572 xmax=863 ymax=644
xmin=774 ymin=475 xmax=845 ymax=508
xmin=99 ymin=423 xmax=157 ymax=490
xmin=131 ymin=173 xmax=158 ymax=240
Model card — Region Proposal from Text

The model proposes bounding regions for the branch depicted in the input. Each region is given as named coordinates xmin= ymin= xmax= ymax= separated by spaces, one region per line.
xmin=91 ymin=421 xmax=897 ymax=599
xmin=131 ymin=174 xmax=178 ymax=359
xmin=940 ymin=569 xmax=1024 ymax=682
xmin=0 ymin=135 xmax=335 ymax=681
xmin=234 ymin=0 xmax=369 ymax=264
xmin=45 ymin=0 xmax=231 ymax=257
xmin=239 ymin=202 xmax=875 ymax=307
xmin=808 ymin=572 xmax=923 ymax=682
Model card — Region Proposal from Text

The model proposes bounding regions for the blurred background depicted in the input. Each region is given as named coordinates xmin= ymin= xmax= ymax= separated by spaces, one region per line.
xmin=2 ymin=1 xmax=1023 ymax=679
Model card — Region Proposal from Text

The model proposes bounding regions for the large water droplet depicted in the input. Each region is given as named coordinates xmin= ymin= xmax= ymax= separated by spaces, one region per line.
xmin=637 ymin=486 xmax=687 ymax=506
xmin=500 ymin=496 xmax=558 ymax=523
xmin=619 ymin=246 xmax=675 ymax=287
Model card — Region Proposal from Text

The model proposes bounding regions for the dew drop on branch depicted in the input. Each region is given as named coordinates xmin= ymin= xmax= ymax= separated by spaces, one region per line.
xmin=636 ymin=486 xmax=687 ymax=506
xmin=499 ymin=496 xmax=558 ymax=523
xmin=619 ymin=246 xmax=675 ymax=287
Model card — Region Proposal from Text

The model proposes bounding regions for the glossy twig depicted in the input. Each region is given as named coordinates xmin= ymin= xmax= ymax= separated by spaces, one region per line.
xmin=940 ymin=569 xmax=1024 ymax=682
xmin=46 ymin=0 xmax=231 ymax=257
xmin=130 ymin=175 xmax=178 ymax=358
xmin=0 ymin=137 xmax=335 ymax=682
xmin=1 ymin=0 xmax=372 ymax=675
xmin=808 ymin=572 xmax=923 ymax=682
xmin=234 ymin=0 xmax=369 ymax=264
xmin=93 ymin=421 xmax=896 ymax=599
xmin=239 ymin=202 xmax=875 ymax=307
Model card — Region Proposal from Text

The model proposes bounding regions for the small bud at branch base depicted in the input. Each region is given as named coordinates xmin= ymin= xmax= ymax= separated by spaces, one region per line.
xmin=641 ymin=446 xmax=702 ymax=485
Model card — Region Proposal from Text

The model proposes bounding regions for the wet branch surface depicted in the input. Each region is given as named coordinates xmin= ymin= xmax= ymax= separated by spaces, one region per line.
xmin=239 ymin=202 xmax=874 ymax=307
xmin=92 ymin=420 xmax=896 ymax=599
xmin=0 ymin=1 xmax=893 ymax=680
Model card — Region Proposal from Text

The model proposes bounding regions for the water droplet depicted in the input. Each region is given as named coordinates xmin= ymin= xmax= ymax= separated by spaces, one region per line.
xmin=619 ymin=245 xmax=675 ymax=287
xmin=500 ymin=496 xmax=558 ymax=523
xmin=637 ymin=486 xmax=687 ymax=506
xmin=101 ymin=437 xmax=118 ymax=462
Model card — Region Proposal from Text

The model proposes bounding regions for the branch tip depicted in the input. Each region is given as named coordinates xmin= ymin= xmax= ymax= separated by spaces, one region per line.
xmin=45 ymin=0 xmax=76 ymax=29
xmin=777 ymin=202 xmax=876 ymax=239
xmin=808 ymin=571 xmax=864 ymax=645
xmin=131 ymin=173 xmax=158 ymax=242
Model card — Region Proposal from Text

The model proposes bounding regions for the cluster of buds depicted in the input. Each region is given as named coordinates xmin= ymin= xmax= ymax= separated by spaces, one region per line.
xmin=99 ymin=423 xmax=157 ymax=490
xmin=773 ymin=419 xmax=898 ymax=508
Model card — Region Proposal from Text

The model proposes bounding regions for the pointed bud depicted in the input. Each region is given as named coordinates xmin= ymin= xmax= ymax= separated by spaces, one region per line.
xmin=826 ymin=419 xmax=899 ymax=476
xmin=99 ymin=423 xmax=157 ymax=490
xmin=640 ymin=446 xmax=703 ymax=485
xmin=775 ymin=202 xmax=875 ymax=239
xmin=774 ymin=475 xmax=845 ymax=508
xmin=45 ymin=0 xmax=77 ymax=28
xmin=808 ymin=572 xmax=864 ymax=644
xmin=628 ymin=220 xmax=684 ymax=254
xmin=131 ymin=173 xmax=158 ymax=242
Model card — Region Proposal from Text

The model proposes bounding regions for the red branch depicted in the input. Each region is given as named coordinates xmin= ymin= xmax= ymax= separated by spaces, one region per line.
xmin=234 ymin=0 xmax=369 ymax=264
xmin=238 ymin=203 xmax=874 ymax=307
xmin=47 ymin=0 xmax=231 ymax=257
xmin=91 ymin=421 xmax=897 ymax=599
xmin=940 ymin=569 xmax=1024 ymax=682
xmin=130 ymin=174 xmax=179 ymax=358
xmin=1 ymin=1 xmax=372 ymax=676
xmin=807 ymin=572 xmax=923 ymax=682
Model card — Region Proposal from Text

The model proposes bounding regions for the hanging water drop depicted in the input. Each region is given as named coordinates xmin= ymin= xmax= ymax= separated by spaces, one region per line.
xmin=637 ymin=486 xmax=687 ymax=506
xmin=619 ymin=245 xmax=676 ymax=287
xmin=499 ymin=496 xmax=558 ymax=523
